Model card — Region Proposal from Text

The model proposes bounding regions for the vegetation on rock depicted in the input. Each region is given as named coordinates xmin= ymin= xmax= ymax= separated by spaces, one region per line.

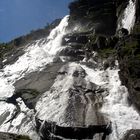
xmin=0 ymin=132 xmax=31 ymax=140
xmin=15 ymin=135 xmax=31 ymax=140
xmin=0 ymin=43 xmax=12 ymax=58
xmin=117 ymin=20 xmax=140 ymax=111
xmin=98 ymin=48 xmax=116 ymax=58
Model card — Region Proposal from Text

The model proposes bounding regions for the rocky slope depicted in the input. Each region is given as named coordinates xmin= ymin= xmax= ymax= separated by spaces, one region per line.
xmin=0 ymin=0 xmax=140 ymax=140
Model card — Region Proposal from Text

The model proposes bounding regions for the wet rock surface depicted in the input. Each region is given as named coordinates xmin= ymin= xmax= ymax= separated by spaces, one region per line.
xmin=36 ymin=63 xmax=106 ymax=126
xmin=0 ymin=0 xmax=140 ymax=140
xmin=35 ymin=63 xmax=112 ymax=139
xmin=122 ymin=129 xmax=140 ymax=140
xmin=14 ymin=62 xmax=64 ymax=94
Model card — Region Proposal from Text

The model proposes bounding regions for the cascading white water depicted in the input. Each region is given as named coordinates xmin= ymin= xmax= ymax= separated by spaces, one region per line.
xmin=0 ymin=3 xmax=139 ymax=139
xmin=4 ymin=15 xmax=69 ymax=80
xmin=0 ymin=16 xmax=69 ymax=139
xmin=119 ymin=0 xmax=136 ymax=32
xmin=101 ymin=69 xmax=140 ymax=140
xmin=0 ymin=15 xmax=69 ymax=98
xmin=36 ymin=60 xmax=140 ymax=140
xmin=82 ymin=63 xmax=140 ymax=140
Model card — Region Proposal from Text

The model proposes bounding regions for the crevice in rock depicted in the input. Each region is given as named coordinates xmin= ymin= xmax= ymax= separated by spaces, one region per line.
xmin=36 ymin=119 xmax=112 ymax=140
xmin=0 ymin=89 xmax=39 ymax=124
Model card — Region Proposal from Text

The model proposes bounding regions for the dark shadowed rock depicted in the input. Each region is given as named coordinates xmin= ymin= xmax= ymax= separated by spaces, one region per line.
xmin=122 ymin=129 xmax=140 ymax=140
xmin=59 ymin=47 xmax=85 ymax=61
xmin=15 ymin=89 xmax=40 ymax=109
xmin=0 ymin=58 xmax=3 ymax=69
xmin=3 ymin=46 xmax=25 ymax=66
xmin=68 ymin=0 xmax=117 ymax=36
xmin=62 ymin=32 xmax=90 ymax=46
xmin=36 ymin=119 xmax=112 ymax=140
xmin=117 ymin=34 xmax=140 ymax=111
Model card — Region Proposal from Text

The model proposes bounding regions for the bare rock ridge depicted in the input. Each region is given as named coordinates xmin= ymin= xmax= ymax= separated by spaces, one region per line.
xmin=0 ymin=0 xmax=140 ymax=140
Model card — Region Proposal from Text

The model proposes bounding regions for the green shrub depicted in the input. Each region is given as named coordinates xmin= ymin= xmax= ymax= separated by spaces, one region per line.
xmin=122 ymin=40 xmax=139 ymax=55
xmin=0 ymin=43 xmax=13 ymax=58
xmin=98 ymin=48 xmax=116 ymax=58
xmin=133 ymin=24 xmax=140 ymax=34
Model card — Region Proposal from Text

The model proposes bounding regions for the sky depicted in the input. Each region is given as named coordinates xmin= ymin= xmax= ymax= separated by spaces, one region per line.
xmin=0 ymin=0 xmax=72 ymax=42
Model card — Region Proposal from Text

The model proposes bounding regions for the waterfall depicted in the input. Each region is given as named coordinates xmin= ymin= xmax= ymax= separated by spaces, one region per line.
xmin=0 ymin=3 xmax=139 ymax=139
xmin=100 ymin=65 xmax=140 ymax=140
xmin=82 ymin=63 xmax=140 ymax=140
xmin=119 ymin=0 xmax=136 ymax=32
xmin=3 ymin=15 xmax=69 ymax=80
xmin=0 ymin=15 xmax=69 ymax=98
xmin=36 ymin=59 xmax=140 ymax=140
xmin=0 ymin=16 xmax=69 ymax=139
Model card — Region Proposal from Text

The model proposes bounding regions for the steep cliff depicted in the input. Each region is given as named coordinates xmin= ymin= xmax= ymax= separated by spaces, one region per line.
xmin=68 ymin=0 xmax=117 ymax=36
xmin=0 ymin=0 xmax=140 ymax=140
xmin=117 ymin=0 xmax=140 ymax=116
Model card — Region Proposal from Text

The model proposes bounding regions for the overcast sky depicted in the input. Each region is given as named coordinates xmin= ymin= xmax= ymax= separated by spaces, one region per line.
xmin=0 ymin=0 xmax=72 ymax=42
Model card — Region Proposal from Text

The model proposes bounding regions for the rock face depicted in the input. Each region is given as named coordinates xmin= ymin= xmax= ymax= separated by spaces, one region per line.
xmin=117 ymin=1 xmax=140 ymax=111
xmin=14 ymin=62 xmax=64 ymax=94
xmin=0 ymin=0 xmax=140 ymax=140
xmin=68 ymin=0 xmax=117 ymax=36
xmin=36 ymin=63 xmax=106 ymax=127
xmin=117 ymin=34 xmax=140 ymax=111
xmin=122 ymin=129 xmax=140 ymax=140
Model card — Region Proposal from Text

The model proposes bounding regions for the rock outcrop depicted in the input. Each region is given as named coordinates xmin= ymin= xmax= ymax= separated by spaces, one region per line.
xmin=117 ymin=1 xmax=140 ymax=111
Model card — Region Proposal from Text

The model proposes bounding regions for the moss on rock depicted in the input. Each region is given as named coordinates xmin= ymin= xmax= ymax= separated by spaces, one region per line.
xmin=15 ymin=135 xmax=31 ymax=140
xmin=0 ymin=132 xmax=31 ymax=140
